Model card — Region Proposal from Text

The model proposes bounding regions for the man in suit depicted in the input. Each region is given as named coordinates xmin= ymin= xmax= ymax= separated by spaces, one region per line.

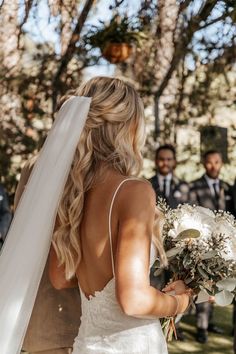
xmin=0 ymin=183 xmax=12 ymax=249
xmin=149 ymin=144 xmax=189 ymax=208
xmin=189 ymin=150 xmax=234 ymax=344
xmin=149 ymin=144 xmax=189 ymax=341
xmin=15 ymin=157 xmax=81 ymax=354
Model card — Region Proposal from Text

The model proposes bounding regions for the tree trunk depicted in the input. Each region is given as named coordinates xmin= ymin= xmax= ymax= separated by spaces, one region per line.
xmin=48 ymin=0 xmax=79 ymax=55
xmin=153 ymin=0 xmax=179 ymax=140
xmin=0 ymin=1 xmax=20 ymax=71
xmin=52 ymin=0 xmax=95 ymax=110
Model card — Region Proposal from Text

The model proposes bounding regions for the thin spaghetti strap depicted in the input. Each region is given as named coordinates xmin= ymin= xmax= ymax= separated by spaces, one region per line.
xmin=108 ymin=177 xmax=142 ymax=277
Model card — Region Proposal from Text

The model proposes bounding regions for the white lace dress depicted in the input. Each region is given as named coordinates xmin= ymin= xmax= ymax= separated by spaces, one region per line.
xmin=72 ymin=179 xmax=168 ymax=354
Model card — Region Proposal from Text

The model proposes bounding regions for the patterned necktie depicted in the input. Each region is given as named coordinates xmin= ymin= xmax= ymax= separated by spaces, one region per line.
xmin=163 ymin=177 xmax=168 ymax=198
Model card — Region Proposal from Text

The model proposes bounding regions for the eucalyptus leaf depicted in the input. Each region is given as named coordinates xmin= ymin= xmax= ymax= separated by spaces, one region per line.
xmin=216 ymin=278 xmax=236 ymax=292
xmin=166 ymin=247 xmax=182 ymax=258
xmin=154 ymin=268 xmax=163 ymax=276
xmin=197 ymin=266 xmax=209 ymax=280
xmin=175 ymin=229 xmax=200 ymax=240
xmin=215 ymin=290 xmax=234 ymax=306
xmin=201 ymin=250 xmax=217 ymax=260
xmin=195 ymin=289 xmax=210 ymax=304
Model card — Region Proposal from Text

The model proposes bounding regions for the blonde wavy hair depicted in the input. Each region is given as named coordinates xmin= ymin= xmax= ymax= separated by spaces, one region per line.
xmin=53 ymin=76 xmax=166 ymax=279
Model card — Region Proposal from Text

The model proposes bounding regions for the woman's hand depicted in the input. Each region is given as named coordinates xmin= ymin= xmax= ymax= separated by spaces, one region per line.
xmin=162 ymin=280 xmax=194 ymax=315
xmin=162 ymin=280 xmax=188 ymax=295
xmin=208 ymin=295 xmax=215 ymax=303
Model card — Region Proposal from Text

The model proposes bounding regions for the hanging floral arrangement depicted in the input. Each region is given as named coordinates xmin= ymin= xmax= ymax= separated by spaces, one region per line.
xmin=84 ymin=15 xmax=146 ymax=63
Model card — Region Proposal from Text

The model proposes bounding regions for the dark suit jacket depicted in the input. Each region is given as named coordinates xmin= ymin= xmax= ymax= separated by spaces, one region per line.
xmin=149 ymin=174 xmax=189 ymax=289
xmin=0 ymin=183 xmax=12 ymax=241
xmin=189 ymin=175 xmax=234 ymax=213
xmin=149 ymin=174 xmax=189 ymax=208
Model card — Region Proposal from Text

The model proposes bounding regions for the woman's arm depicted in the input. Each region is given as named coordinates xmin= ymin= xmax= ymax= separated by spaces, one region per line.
xmin=49 ymin=244 xmax=78 ymax=289
xmin=115 ymin=180 xmax=190 ymax=318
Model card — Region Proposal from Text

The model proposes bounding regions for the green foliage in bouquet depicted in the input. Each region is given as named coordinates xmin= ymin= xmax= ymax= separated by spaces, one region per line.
xmin=155 ymin=199 xmax=236 ymax=341
xmin=84 ymin=14 xmax=146 ymax=50
xmin=155 ymin=200 xmax=236 ymax=304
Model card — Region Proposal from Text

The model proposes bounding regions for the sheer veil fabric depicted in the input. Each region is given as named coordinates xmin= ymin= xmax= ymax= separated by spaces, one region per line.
xmin=0 ymin=96 xmax=91 ymax=354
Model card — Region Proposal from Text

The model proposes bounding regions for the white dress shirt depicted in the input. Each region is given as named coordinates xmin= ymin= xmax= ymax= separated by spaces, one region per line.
xmin=204 ymin=174 xmax=220 ymax=197
xmin=157 ymin=173 xmax=172 ymax=197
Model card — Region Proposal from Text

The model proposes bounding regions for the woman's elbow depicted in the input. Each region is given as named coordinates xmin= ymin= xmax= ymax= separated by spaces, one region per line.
xmin=48 ymin=246 xmax=71 ymax=289
xmin=49 ymin=269 xmax=64 ymax=290
xmin=117 ymin=289 xmax=150 ymax=317
xmin=120 ymin=302 xmax=140 ymax=317
xmin=51 ymin=281 xmax=63 ymax=290
xmin=49 ymin=269 xmax=78 ymax=290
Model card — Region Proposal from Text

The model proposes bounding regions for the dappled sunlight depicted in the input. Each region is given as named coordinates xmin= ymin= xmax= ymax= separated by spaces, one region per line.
xmin=168 ymin=306 xmax=234 ymax=354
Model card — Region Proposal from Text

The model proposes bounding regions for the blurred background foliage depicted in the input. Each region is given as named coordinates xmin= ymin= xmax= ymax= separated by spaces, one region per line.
xmin=1 ymin=0 xmax=236 ymax=203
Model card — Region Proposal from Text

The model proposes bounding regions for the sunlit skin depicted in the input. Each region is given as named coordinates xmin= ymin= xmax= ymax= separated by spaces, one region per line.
xmin=204 ymin=153 xmax=223 ymax=179
xmin=156 ymin=149 xmax=176 ymax=176
xmin=49 ymin=167 xmax=191 ymax=318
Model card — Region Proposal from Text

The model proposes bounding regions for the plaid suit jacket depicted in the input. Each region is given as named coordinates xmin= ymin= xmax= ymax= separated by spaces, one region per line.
xmin=149 ymin=174 xmax=189 ymax=208
xmin=14 ymin=157 xmax=81 ymax=352
xmin=189 ymin=175 xmax=234 ymax=213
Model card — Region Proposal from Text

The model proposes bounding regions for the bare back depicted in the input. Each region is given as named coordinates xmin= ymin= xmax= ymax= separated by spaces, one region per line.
xmin=76 ymin=170 xmax=131 ymax=298
xmin=72 ymin=173 xmax=169 ymax=354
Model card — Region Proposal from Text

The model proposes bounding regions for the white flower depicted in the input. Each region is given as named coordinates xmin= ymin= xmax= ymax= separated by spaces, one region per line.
xmin=215 ymin=219 xmax=236 ymax=260
xmin=168 ymin=205 xmax=215 ymax=240
xmin=221 ymin=240 xmax=236 ymax=261
xmin=215 ymin=219 xmax=236 ymax=238
xmin=195 ymin=206 xmax=215 ymax=219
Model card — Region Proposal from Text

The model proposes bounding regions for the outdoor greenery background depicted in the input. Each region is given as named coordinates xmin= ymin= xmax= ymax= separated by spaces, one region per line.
xmin=2 ymin=1 xmax=235 ymax=353
xmin=1 ymin=0 xmax=236 ymax=204
xmin=168 ymin=306 xmax=234 ymax=354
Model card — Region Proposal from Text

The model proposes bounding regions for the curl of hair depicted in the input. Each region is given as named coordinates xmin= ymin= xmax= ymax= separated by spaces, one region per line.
xmin=152 ymin=208 xmax=168 ymax=268
xmin=53 ymin=77 xmax=148 ymax=279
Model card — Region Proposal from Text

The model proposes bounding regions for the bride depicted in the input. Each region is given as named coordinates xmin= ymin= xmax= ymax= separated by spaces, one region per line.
xmin=48 ymin=76 xmax=192 ymax=353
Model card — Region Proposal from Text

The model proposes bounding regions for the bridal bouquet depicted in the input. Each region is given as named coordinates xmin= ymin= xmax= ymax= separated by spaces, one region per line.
xmin=154 ymin=201 xmax=236 ymax=339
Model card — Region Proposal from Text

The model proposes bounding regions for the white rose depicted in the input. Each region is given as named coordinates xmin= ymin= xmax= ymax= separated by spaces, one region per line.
xmin=168 ymin=206 xmax=215 ymax=240
xmin=215 ymin=219 xmax=236 ymax=260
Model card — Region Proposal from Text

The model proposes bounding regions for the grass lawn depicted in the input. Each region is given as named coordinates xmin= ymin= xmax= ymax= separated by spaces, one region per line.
xmin=168 ymin=305 xmax=234 ymax=354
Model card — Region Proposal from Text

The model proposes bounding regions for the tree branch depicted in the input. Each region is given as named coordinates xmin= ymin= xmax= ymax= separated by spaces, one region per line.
xmin=154 ymin=0 xmax=218 ymax=100
xmin=52 ymin=0 xmax=94 ymax=109
xmin=179 ymin=0 xmax=194 ymax=13
xmin=199 ymin=10 xmax=236 ymax=30
xmin=18 ymin=0 xmax=34 ymax=48
xmin=0 ymin=0 xmax=5 ymax=10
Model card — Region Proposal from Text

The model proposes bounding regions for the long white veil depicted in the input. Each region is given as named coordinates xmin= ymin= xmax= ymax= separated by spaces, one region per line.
xmin=0 ymin=96 xmax=91 ymax=354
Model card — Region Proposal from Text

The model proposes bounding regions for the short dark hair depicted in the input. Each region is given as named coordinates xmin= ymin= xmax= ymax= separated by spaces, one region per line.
xmin=203 ymin=150 xmax=222 ymax=161
xmin=155 ymin=144 xmax=176 ymax=160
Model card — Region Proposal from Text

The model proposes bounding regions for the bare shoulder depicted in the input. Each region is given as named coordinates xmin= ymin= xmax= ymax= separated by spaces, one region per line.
xmin=120 ymin=178 xmax=155 ymax=197
xmin=117 ymin=179 xmax=156 ymax=217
